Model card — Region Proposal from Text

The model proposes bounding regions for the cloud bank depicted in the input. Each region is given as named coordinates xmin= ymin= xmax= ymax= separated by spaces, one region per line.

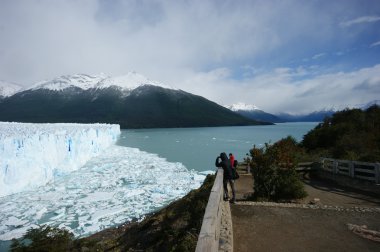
xmin=0 ymin=0 xmax=379 ymax=113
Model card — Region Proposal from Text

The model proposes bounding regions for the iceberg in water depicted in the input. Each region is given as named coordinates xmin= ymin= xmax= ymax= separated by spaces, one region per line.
xmin=0 ymin=122 xmax=120 ymax=197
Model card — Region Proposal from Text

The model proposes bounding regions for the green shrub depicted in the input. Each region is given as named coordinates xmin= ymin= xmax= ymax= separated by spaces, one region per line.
xmin=10 ymin=225 xmax=74 ymax=252
xmin=302 ymin=105 xmax=380 ymax=162
xmin=250 ymin=136 xmax=307 ymax=201
xmin=276 ymin=169 xmax=307 ymax=200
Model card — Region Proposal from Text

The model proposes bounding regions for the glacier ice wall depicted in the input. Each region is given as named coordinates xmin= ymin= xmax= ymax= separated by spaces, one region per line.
xmin=0 ymin=122 xmax=120 ymax=197
xmin=0 ymin=145 xmax=211 ymax=241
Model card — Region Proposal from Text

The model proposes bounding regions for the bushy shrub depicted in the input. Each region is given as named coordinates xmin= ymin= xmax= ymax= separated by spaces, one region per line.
xmin=250 ymin=136 xmax=307 ymax=201
xmin=302 ymin=105 xmax=380 ymax=162
xmin=10 ymin=225 xmax=74 ymax=252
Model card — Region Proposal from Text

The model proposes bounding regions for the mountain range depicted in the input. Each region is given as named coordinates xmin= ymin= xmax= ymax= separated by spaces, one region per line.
xmin=0 ymin=73 xmax=268 ymax=128
xmin=2 ymin=73 xmax=376 ymax=127
xmin=226 ymin=103 xmax=284 ymax=123
xmin=226 ymin=101 xmax=379 ymax=123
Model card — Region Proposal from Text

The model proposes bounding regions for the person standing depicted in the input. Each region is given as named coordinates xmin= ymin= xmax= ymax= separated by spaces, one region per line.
xmin=216 ymin=152 xmax=236 ymax=203
xmin=229 ymin=153 xmax=235 ymax=169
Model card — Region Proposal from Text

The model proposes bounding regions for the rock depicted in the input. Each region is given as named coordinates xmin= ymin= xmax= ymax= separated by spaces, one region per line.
xmin=309 ymin=198 xmax=320 ymax=205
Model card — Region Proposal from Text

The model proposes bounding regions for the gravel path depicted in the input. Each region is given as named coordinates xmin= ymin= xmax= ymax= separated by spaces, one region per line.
xmin=231 ymin=169 xmax=380 ymax=252
xmin=300 ymin=174 xmax=380 ymax=208
xmin=232 ymin=204 xmax=380 ymax=252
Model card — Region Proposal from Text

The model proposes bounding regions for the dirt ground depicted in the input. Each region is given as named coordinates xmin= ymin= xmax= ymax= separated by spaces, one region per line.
xmin=300 ymin=172 xmax=380 ymax=208
xmin=230 ymin=168 xmax=380 ymax=252
xmin=232 ymin=205 xmax=380 ymax=252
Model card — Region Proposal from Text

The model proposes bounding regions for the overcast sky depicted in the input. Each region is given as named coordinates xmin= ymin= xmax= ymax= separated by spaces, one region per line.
xmin=1 ymin=0 xmax=379 ymax=113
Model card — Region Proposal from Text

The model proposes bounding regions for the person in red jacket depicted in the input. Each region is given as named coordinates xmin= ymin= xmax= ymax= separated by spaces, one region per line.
xmin=229 ymin=153 xmax=235 ymax=169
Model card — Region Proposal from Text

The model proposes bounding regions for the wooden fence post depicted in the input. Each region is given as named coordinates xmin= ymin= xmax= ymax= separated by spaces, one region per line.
xmin=349 ymin=161 xmax=355 ymax=178
xmin=333 ymin=160 xmax=338 ymax=174
xmin=321 ymin=158 xmax=330 ymax=172
xmin=322 ymin=157 xmax=378 ymax=184
xmin=319 ymin=158 xmax=324 ymax=171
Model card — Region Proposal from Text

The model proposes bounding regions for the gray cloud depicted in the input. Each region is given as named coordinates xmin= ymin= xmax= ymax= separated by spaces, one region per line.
xmin=181 ymin=64 xmax=380 ymax=114
xmin=0 ymin=0 xmax=379 ymax=113
xmin=0 ymin=0 xmax=344 ymax=83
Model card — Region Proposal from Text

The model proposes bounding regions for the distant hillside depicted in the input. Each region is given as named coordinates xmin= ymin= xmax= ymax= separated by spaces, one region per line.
xmin=275 ymin=110 xmax=335 ymax=122
xmin=0 ymin=74 xmax=269 ymax=128
xmin=225 ymin=102 xmax=334 ymax=123
xmin=237 ymin=109 xmax=284 ymax=123
xmin=301 ymin=105 xmax=380 ymax=161
xmin=226 ymin=103 xmax=282 ymax=123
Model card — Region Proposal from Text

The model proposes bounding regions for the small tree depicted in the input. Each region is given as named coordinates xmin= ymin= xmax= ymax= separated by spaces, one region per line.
xmin=250 ymin=136 xmax=307 ymax=201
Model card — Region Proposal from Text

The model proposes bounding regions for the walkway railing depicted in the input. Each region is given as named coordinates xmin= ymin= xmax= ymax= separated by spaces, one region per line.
xmin=321 ymin=158 xmax=380 ymax=184
xmin=196 ymin=168 xmax=224 ymax=252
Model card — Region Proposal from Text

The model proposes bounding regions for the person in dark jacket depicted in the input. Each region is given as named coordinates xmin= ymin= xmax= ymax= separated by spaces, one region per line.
xmin=215 ymin=152 xmax=236 ymax=203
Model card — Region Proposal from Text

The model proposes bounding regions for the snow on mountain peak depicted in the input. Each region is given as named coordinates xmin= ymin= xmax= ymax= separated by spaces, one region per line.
xmin=28 ymin=72 xmax=173 ymax=92
xmin=97 ymin=72 xmax=171 ymax=90
xmin=30 ymin=74 xmax=107 ymax=91
xmin=0 ymin=81 xmax=22 ymax=97
xmin=226 ymin=102 xmax=260 ymax=111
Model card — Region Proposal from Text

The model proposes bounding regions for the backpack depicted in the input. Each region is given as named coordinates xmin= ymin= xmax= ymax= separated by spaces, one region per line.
xmin=233 ymin=160 xmax=238 ymax=168
xmin=232 ymin=168 xmax=239 ymax=180
xmin=232 ymin=160 xmax=239 ymax=179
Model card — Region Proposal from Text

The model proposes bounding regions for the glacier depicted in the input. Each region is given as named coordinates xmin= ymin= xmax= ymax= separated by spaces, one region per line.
xmin=0 ymin=122 xmax=210 ymax=241
xmin=0 ymin=122 xmax=120 ymax=197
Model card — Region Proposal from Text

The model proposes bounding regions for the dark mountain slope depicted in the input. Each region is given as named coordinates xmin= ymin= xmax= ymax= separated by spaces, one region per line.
xmin=276 ymin=110 xmax=335 ymax=122
xmin=0 ymin=85 xmax=270 ymax=128
xmin=236 ymin=109 xmax=284 ymax=123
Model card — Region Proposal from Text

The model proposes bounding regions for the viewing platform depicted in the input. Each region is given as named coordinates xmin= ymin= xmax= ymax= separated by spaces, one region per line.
xmin=196 ymin=161 xmax=380 ymax=252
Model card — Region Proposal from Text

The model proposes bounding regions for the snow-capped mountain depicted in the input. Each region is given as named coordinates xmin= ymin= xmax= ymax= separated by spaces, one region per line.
xmin=0 ymin=73 xmax=267 ymax=128
xmin=274 ymin=101 xmax=380 ymax=122
xmin=226 ymin=102 xmax=283 ymax=123
xmin=226 ymin=102 xmax=260 ymax=111
xmin=0 ymin=81 xmax=22 ymax=98
xmin=29 ymin=72 xmax=173 ymax=92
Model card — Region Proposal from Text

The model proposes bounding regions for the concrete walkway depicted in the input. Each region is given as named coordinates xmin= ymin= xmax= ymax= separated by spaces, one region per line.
xmin=230 ymin=168 xmax=380 ymax=252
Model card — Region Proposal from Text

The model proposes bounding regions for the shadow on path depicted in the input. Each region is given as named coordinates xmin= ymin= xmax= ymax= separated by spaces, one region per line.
xmin=300 ymin=172 xmax=380 ymax=207
xmin=231 ymin=169 xmax=380 ymax=252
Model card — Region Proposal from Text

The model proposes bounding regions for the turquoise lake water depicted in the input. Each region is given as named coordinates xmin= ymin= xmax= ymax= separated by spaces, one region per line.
xmin=117 ymin=122 xmax=320 ymax=172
